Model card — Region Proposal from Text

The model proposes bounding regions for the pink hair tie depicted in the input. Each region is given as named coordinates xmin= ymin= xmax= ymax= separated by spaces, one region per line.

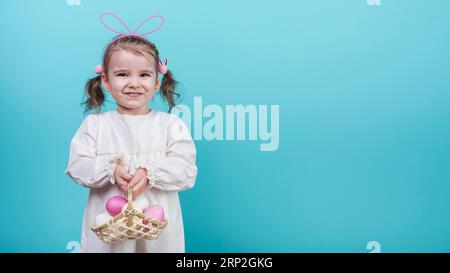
xmin=94 ymin=64 xmax=103 ymax=74
xmin=158 ymin=58 xmax=168 ymax=75
xmin=94 ymin=12 xmax=169 ymax=75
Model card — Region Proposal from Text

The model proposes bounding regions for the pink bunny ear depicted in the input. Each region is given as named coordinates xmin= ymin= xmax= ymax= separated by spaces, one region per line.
xmin=99 ymin=12 xmax=132 ymax=35
xmin=133 ymin=14 xmax=165 ymax=36
xmin=99 ymin=12 xmax=165 ymax=43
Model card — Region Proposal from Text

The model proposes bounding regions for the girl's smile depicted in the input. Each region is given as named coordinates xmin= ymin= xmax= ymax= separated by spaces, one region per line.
xmin=125 ymin=93 xmax=143 ymax=98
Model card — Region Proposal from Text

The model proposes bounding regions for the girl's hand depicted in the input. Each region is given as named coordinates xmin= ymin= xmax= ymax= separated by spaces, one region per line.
xmin=114 ymin=164 xmax=133 ymax=193
xmin=128 ymin=168 xmax=149 ymax=198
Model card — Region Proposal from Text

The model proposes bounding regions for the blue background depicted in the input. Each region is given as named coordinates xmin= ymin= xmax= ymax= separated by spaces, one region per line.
xmin=0 ymin=0 xmax=449 ymax=252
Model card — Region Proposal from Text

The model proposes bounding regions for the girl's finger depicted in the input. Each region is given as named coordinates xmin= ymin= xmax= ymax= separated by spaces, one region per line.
xmin=128 ymin=172 xmax=144 ymax=188
xmin=115 ymin=176 xmax=127 ymax=186
xmin=122 ymin=171 xmax=133 ymax=182
xmin=117 ymin=165 xmax=133 ymax=181
xmin=116 ymin=177 xmax=129 ymax=194
xmin=132 ymin=177 xmax=147 ymax=197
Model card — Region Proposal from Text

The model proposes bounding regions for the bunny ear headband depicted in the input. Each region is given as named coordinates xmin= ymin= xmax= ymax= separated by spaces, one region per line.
xmin=94 ymin=12 xmax=169 ymax=75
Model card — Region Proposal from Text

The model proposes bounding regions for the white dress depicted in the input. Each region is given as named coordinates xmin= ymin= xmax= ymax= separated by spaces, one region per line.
xmin=65 ymin=110 xmax=198 ymax=253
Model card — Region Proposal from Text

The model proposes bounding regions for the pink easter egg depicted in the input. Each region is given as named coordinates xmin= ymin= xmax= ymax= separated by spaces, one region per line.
xmin=106 ymin=195 xmax=127 ymax=216
xmin=144 ymin=205 xmax=165 ymax=223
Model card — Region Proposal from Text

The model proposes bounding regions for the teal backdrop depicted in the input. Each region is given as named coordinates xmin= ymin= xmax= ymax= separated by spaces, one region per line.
xmin=0 ymin=0 xmax=449 ymax=252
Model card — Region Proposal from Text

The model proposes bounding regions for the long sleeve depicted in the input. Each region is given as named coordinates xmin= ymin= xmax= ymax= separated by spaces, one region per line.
xmin=138 ymin=115 xmax=198 ymax=192
xmin=65 ymin=114 xmax=117 ymax=189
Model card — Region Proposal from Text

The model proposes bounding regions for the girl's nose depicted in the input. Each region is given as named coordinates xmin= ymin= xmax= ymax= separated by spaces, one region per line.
xmin=127 ymin=77 xmax=141 ymax=88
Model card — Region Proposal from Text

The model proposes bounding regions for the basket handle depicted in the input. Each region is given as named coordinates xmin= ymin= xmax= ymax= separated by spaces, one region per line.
xmin=127 ymin=186 xmax=133 ymax=209
xmin=125 ymin=187 xmax=134 ymax=227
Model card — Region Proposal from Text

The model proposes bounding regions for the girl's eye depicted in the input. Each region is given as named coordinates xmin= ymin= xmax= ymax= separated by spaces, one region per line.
xmin=117 ymin=73 xmax=127 ymax=77
xmin=141 ymin=73 xmax=151 ymax=77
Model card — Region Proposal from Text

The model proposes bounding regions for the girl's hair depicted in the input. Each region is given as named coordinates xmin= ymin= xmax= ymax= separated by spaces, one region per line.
xmin=83 ymin=36 xmax=179 ymax=113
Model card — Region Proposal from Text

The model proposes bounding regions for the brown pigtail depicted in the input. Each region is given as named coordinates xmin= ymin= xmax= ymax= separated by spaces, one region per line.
xmin=83 ymin=75 xmax=104 ymax=113
xmin=160 ymin=70 xmax=180 ymax=113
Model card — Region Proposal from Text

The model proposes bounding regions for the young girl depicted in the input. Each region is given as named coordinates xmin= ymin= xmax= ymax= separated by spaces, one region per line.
xmin=65 ymin=12 xmax=197 ymax=253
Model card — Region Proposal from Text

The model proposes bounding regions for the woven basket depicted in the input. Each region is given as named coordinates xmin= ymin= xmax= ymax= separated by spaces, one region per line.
xmin=90 ymin=187 xmax=168 ymax=244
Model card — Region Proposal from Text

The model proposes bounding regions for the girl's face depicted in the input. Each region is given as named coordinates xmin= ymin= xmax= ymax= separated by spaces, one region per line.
xmin=101 ymin=49 xmax=160 ymax=115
